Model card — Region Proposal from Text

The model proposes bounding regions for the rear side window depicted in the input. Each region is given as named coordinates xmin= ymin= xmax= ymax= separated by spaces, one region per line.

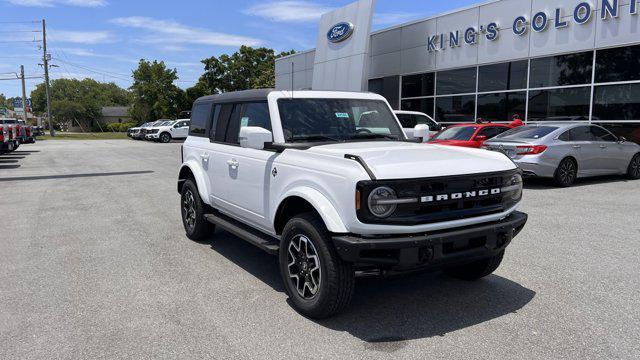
xmin=396 ymin=114 xmax=415 ymax=128
xmin=189 ymin=102 xmax=212 ymax=137
xmin=568 ymin=126 xmax=593 ymax=141
xmin=215 ymin=102 xmax=271 ymax=145
xmin=478 ymin=126 xmax=507 ymax=139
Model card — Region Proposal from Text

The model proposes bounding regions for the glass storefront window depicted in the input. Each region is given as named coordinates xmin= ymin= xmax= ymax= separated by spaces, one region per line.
xmin=593 ymin=84 xmax=640 ymax=121
xmin=596 ymin=123 xmax=640 ymax=144
xmin=401 ymin=73 xmax=435 ymax=98
xmin=527 ymin=87 xmax=590 ymax=121
xmin=477 ymin=92 xmax=526 ymax=122
xmin=596 ymin=45 xmax=640 ymax=83
xmin=478 ymin=61 xmax=528 ymax=92
xmin=529 ymin=52 xmax=593 ymax=88
xmin=401 ymin=98 xmax=434 ymax=117
xmin=435 ymin=95 xmax=475 ymax=123
xmin=436 ymin=67 xmax=477 ymax=95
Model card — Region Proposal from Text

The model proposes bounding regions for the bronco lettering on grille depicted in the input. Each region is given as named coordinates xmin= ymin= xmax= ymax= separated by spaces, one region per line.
xmin=420 ymin=188 xmax=501 ymax=203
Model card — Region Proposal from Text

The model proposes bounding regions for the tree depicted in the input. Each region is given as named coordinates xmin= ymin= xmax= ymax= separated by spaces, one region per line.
xmin=129 ymin=59 xmax=182 ymax=123
xmin=30 ymin=78 xmax=130 ymax=128
xmin=195 ymin=46 xmax=295 ymax=95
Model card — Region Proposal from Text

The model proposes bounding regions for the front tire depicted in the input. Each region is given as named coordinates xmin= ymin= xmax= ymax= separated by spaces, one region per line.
xmin=553 ymin=157 xmax=577 ymax=187
xmin=160 ymin=133 xmax=172 ymax=143
xmin=444 ymin=251 xmax=505 ymax=281
xmin=628 ymin=153 xmax=640 ymax=179
xmin=180 ymin=179 xmax=214 ymax=241
xmin=279 ymin=213 xmax=354 ymax=319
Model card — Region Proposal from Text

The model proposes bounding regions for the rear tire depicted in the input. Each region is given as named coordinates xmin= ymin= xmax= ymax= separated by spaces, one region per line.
xmin=444 ymin=251 xmax=505 ymax=280
xmin=279 ymin=213 xmax=354 ymax=319
xmin=628 ymin=153 xmax=640 ymax=179
xmin=553 ymin=157 xmax=577 ymax=187
xmin=180 ymin=179 xmax=214 ymax=241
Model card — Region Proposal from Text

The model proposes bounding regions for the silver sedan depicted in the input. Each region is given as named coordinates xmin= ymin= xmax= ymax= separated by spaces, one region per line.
xmin=483 ymin=123 xmax=640 ymax=187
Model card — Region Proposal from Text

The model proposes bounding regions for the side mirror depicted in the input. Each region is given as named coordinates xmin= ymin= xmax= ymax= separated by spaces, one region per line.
xmin=619 ymin=136 xmax=627 ymax=144
xmin=433 ymin=124 xmax=443 ymax=131
xmin=413 ymin=124 xmax=430 ymax=141
xmin=239 ymin=126 xmax=273 ymax=150
xmin=475 ymin=135 xmax=488 ymax=142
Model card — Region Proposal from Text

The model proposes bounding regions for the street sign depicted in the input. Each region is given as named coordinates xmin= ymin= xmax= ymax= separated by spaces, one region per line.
xmin=13 ymin=98 xmax=31 ymax=108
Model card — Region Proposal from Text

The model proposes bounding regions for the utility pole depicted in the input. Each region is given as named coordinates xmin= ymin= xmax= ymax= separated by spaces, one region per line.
xmin=42 ymin=19 xmax=54 ymax=136
xmin=20 ymin=65 xmax=28 ymax=124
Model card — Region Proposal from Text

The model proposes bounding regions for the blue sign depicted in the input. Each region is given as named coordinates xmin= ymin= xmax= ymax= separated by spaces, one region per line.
xmin=327 ymin=22 xmax=355 ymax=43
xmin=12 ymin=98 xmax=31 ymax=108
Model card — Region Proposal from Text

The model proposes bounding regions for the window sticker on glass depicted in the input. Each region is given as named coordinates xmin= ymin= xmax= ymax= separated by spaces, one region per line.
xmin=335 ymin=112 xmax=350 ymax=118
xmin=240 ymin=117 xmax=249 ymax=127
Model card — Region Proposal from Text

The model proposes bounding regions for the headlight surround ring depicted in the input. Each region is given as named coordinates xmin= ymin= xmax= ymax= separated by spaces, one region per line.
xmin=367 ymin=186 xmax=398 ymax=218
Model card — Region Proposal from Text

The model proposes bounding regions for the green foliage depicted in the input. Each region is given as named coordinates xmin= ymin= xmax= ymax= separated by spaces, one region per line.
xmin=194 ymin=46 xmax=295 ymax=95
xmin=129 ymin=59 xmax=182 ymax=123
xmin=105 ymin=122 xmax=135 ymax=132
xmin=30 ymin=78 xmax=130 ymax=128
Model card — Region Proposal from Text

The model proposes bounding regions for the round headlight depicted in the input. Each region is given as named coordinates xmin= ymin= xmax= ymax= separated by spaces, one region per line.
xmin=368 ymin=186 xmax=397 ymax=218
xmin=509 ymin=173 xmax=523 ymax=200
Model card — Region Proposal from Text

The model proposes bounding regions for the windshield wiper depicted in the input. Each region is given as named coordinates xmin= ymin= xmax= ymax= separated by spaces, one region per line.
xmin=290 ymin=135 xmax=342 ymax=142
xmin=350 ymin=133 xmax=399 ymax=140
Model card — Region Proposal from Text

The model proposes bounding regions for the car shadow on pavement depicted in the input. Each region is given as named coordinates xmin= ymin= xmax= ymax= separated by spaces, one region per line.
xmin=208 ymin=230 xmax=535 ymax=343
xmin=524 ymin=175 xmax=632 ymax=189
xmin=0 ymin=156 xmax=25 ymax=160
xmin=0 ymin=159 xmax=19 ymax=164
xmin=0 ymin=164 xmax=21 ymax=169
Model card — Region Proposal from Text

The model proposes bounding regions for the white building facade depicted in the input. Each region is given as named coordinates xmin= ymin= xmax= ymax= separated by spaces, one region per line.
xmin=276 ymin=0 xmax=640 ymax=142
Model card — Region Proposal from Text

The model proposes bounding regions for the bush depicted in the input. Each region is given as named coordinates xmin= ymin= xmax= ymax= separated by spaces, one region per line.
xmin=106 ymin=122 xmax=136 ymax=132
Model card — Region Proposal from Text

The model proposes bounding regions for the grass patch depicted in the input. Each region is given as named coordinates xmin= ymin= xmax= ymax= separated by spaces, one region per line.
xmin=39 ymin=132 xmax=129 ymax=140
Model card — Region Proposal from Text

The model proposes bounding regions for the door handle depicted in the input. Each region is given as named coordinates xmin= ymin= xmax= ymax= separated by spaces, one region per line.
xmin=572 ymin=145 xmax=581 ymax=149
xmin=599 ymin=145 xmax=607 ymax=149
xmin=226 ymin=159 xmax=239 ymax=169
xmin=201 ymin=153 xmax=209 ymax=162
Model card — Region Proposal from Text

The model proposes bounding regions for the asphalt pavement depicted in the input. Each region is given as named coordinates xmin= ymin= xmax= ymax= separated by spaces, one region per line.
xmin=0 ymin=139 xmax=638 ymax=359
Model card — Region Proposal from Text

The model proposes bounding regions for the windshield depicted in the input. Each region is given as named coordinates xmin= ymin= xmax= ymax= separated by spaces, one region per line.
xmin=495 ymin=126 xmax=558 ymax=140
xmin=277 ymin=98 xmax=404 ymax=143
xmin=160 ymin=121 xmax=173 ymax=126
xmin=432 ymin=126 xmax=477 ymax=141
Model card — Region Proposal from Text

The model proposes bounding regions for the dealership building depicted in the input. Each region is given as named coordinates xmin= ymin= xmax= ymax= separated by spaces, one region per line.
xmin=276 ymin=0 xmax=640 ymax=142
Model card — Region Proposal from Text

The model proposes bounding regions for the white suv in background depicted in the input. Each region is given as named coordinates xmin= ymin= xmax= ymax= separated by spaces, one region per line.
xmin=149 ymin=119 xmax=190 ymax=143
xmin=394 ymin=110 xmax=442 ymax=140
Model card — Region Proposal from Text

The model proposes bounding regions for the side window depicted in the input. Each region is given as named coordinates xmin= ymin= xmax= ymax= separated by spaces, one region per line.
xmin=189 ymin=102 xmax=212 ymax=137
xmin=478 ymin=127 xmax=501 ymax=139
xmin=396 ymin=114 xmax=415 ymax=128
xmin=568 ymin=126 xmax=592 ymax=141
xmin=223 ymin=103 xmax=243 ymax=144
xmin=214 ymin=104 xmax=235 ymax=142
xmin=239 ymin=102 xmax=271 ymax=132
xmin=558 ymin=130 xmax=572 ymax=141
xmin=590 ymin=126 xmax=617 ymax=142
xmin=207 ymin=105 xmax=220 ymax=139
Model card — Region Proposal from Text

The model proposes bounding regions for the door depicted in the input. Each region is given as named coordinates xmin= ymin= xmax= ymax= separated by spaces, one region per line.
xmin=566 ymin=126 xmax=600 ymax=175
xmin=171 ymin=120 xmax=190 ymax=139
xmin=589 ymin=125 xmax=626 ymax=173
xmin=209 ymin=102 xmax=275 ymax=230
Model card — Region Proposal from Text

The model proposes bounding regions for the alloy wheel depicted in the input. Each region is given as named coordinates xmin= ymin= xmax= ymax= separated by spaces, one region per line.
xmin=559 ymin=160 xmax=576 ymax=185
xmin=287 ymin=235 xmax=322 ymax=300
xmin=161 ymin=134 xmax=170 ymax=143
xmin=632 ymin=155 xmax=640 ymax=178
xmin=182 ymin=189 xmax=197 ymax=230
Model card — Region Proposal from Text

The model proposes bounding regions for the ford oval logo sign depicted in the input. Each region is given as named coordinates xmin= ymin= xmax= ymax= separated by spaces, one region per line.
xmin=327 ymin=22 xmax=355 ymax=43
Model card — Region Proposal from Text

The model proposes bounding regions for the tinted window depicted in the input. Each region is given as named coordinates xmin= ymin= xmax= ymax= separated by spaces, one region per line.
xmin=477 ymin=92 xmax=526 ymax=123
xmin=568 ymin=126 xmax=593 ymax=141
xmin=396 ymin=114 xmax=415 ymax=128
xmin=432 ymin=126 xmax=478 ymax=141
xmin=596 ymin=45 xmax=640 ymax=83
xmin=435 ymin=95 xmax=475 ymax=123
xmin=529 ymin=52 xmax=593 ymax=88
xmin=527 ymin=87 xmax=590 ymax=121
xmin=214 ymin=104 xmax=234 ymax=142
xmin=401 ymin=98 xmax=434 ymax=117
xmin=497 ymin=126 xmax=559 ymax=140
xmin=224 ymin=104 xmax=243 ymax=144
xmin=593 ymin=84 xmax=640 ymax=121
xmin=590 ymin=126 xmax=617 ymax=142
xmin=558 ymin=130 xmax=571 ymax=141
xmin=436 ymin=68 xmax=477 ymax=95
xmin=189 ymin=102 xmax=211 ymax=137
xmin=402 ymin=73 xmax=435 ymax=98
xmin=478 ymin=61 xmax=528 ymax=92
xmin=239 ymin=102 xmax=271 ymax=131
xmin=478 ymin=126 xmax=508 ymax=139
xmin=207 ymin=106 xmax=220 ymax=139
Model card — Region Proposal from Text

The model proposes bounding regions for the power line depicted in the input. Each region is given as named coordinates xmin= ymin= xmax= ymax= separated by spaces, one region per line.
xmin=0 ymin=21 xmax=40 ymax=24
xmin=52 ymin=57 xmax=131 ymax=81
xmin=0 ymin=40 xmax=41 ymax=44
xmin=0 ymin=30 xmax=41 ymax=33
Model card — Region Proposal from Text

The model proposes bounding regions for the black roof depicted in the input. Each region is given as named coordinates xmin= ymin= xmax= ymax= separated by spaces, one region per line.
xmin=195 ymin=89 xmax=274 ymax=104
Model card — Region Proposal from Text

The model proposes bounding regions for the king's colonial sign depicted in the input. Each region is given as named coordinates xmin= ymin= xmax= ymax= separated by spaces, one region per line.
xmin=427 ymin=0 xmax=638 ymax=52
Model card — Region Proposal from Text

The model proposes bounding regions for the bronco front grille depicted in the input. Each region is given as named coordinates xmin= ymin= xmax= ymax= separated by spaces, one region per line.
xmin=356 ymin=170 xmax=520 ymax=226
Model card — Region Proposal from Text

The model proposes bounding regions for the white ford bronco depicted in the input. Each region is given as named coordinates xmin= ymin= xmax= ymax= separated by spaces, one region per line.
xmin=177 ymin=89 xmax=527 ymax=318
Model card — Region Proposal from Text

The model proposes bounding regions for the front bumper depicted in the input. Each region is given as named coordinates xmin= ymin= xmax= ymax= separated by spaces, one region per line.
xmin=332 ymin=211 xmax=527 ymax=268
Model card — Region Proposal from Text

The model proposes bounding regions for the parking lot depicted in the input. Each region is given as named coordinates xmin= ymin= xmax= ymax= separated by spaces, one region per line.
xmin=1 ymin=139 xmax=639 ymax=359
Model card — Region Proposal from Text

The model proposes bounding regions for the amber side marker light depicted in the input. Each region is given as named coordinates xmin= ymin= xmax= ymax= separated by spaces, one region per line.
xmin=355 ymin=190 xmax=361 ymax=211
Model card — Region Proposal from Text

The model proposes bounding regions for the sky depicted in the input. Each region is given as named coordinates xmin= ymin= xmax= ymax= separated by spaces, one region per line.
xmin=0 ymin=0 xmax=480 ymax=98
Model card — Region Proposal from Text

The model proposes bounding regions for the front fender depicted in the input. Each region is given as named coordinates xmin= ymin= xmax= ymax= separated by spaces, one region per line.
xmin=274 ymin=187 xmax=348 ymax=233
xmin=179 ymin=161 xmax=211 ymax=205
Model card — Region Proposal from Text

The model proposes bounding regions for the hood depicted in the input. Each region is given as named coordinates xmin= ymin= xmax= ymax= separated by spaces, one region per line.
xmin=306 ymin=141 xmax=516 ymax=180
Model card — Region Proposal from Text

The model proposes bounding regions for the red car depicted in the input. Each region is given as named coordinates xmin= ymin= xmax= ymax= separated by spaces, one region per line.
xmin=429 ymin=120 xmax=523 ymax=148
